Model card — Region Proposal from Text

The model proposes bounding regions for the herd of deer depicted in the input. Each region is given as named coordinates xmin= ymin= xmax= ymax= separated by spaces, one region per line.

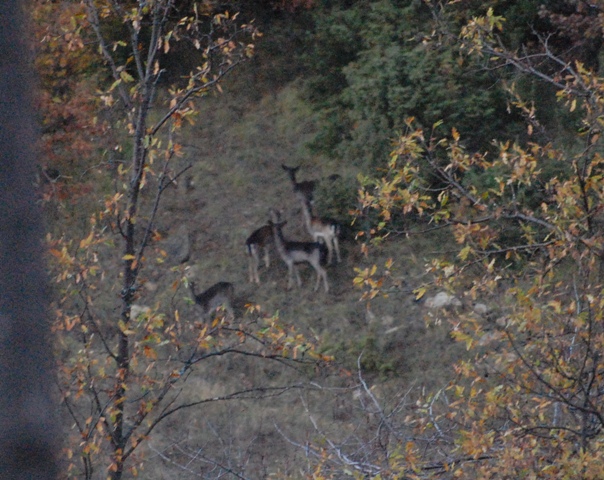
xmin=188 ymin=164 xmax=342 ymax=320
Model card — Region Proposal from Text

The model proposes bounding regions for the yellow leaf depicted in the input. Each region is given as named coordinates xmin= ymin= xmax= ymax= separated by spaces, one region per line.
xmin=122 ymin=254 xmax=135 ymax=260
xmin=452 ymin=127 xmax=460 ymax=141
xmin=414 ymin=287 xmax=426 ymax=300
xmin=458 ymin=245 xmax=472 ymax=261
xmin=79 ymin=232 xmax=94 ymax=249
xmin=120 ymin=70 xmax=135 ymax=83
xmin=570 ymin=98 xmax=576 ymax=112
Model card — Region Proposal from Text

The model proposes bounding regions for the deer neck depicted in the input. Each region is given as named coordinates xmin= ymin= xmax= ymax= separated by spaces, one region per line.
xmin=301 ymin=200 xmax=314 ymax=232
xmin=272 ymin=224 xmax=288 ymax=257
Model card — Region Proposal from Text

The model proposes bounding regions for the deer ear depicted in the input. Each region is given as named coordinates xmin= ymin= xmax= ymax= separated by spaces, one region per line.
xmin=268 ymin=208 xmax=283 ymax=223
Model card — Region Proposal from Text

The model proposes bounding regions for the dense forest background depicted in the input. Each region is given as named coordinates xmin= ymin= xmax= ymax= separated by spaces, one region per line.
xmin=34 ymin=0 xmax=604 ymax=478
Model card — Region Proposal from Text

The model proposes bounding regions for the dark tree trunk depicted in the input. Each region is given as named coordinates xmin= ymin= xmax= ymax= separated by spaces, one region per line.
xmin=0 ymin=1 xmax=60 ymax=478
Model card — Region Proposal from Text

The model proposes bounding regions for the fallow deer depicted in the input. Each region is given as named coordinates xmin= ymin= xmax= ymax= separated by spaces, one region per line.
xmin=268 ymin=210 xmax=329 ymax=293
xmin=282 ymin=164 xmax=317 ymax=205
xmin=245 ymin=223 xmax=273 ymax=284
xmin=299 ymin=197 xmax=342 ymax=265
xmin=188 ymin=280 xmax=235 ymax=321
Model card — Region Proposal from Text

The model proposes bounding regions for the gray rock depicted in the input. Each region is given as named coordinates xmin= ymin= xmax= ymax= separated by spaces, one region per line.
xmin=165 ymin=224 xmax=190 ymax=264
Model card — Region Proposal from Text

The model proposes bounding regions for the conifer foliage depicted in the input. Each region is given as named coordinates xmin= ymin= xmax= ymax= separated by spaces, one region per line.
xmin=352 ymin=3 xmax=604 ymax=477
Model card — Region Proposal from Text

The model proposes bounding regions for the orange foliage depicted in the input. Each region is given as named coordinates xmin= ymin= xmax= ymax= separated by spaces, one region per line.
xmin=32 ymin=0 xmax=109 ymax=199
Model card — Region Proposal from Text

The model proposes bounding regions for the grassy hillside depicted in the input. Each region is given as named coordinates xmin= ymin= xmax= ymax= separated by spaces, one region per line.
xmin=130 ymin=61 xmax=469 ymax=476
xmin=45 ymin=2 xmax=604 ymax=476
xmin=40 ymin=34 xmax=476 ymax=478
xmin=161 ymin=70 xmax=465 ymax=379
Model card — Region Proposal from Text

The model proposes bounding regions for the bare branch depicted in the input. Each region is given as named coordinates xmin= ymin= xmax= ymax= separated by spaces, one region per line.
xmin=83 ymin=0 xmax=133 ymax=111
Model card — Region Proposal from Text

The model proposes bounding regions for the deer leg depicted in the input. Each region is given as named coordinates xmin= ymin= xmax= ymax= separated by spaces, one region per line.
xmin=263 ymin=246 xmax=270 ymax=268
xmin=333 ymin=236 xmax=342 ymax=263
xmin=325 ymin=240 xmax=334 ymax=265
xmin=286 ymin=261 xmax=302 ymax=289
xmin=313 ymin=264 xmax=329 ymax=293
xmin=293 ymin=264 xmax=302 ymax=287
xmin=315 ymin=233 xmax=333 ymax=264
xmin=254 ymin=257 xmax=261 ymax=284
xmin=249 ymin=246 xmax=260 ymax=284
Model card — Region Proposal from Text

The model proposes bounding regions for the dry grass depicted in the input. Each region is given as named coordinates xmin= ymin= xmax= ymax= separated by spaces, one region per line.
xmin=126 ymin=70 xmax=471 ymax=476
xmin=49 ymin=60 xmax=474 ymax=477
